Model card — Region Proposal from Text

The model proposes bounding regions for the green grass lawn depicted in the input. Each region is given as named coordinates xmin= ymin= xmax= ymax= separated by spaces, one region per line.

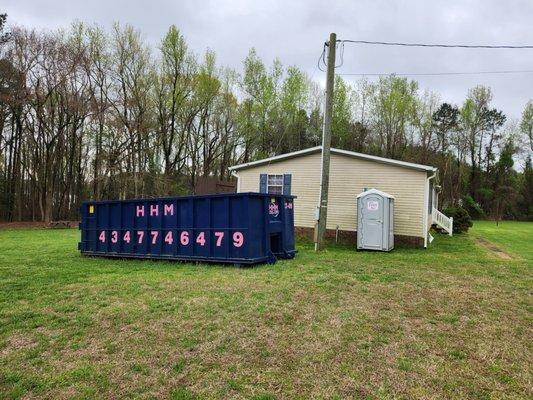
xmin=470 ymin=220 xmax=533 ymax=260
xmin=0 ymin=223 xmax=531 ymax=399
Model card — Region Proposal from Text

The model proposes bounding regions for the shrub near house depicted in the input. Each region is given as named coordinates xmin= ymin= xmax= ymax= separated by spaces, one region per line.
xmin=443 ymin=206 xmax=473 ymax=233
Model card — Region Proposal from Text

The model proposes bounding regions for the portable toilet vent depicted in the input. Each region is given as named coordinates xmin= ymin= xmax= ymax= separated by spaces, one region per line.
xmin=357 ymin=189 xmax=394 ymax=251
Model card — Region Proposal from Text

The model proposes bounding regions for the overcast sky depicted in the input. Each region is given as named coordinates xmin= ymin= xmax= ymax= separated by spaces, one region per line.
xmin=3 ymin=0 xmax=533 ymax=120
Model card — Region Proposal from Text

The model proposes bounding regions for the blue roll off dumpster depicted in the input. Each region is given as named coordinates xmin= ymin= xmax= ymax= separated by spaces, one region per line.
xmin=78 ymin=192 xmax=296 ymax=265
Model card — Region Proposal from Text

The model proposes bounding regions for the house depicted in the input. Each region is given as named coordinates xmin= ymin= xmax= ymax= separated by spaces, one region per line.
xmin=229 ymin=146 xmax=453 ymax=248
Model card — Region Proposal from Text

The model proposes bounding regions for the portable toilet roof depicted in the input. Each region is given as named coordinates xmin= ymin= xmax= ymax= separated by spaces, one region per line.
xmin=356 ymin=188 xmax=395 ymax=199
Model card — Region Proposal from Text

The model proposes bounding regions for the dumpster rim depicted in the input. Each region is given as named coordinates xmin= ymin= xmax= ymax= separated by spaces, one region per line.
xmin=81 ymin=192 xmax=296 ymax=206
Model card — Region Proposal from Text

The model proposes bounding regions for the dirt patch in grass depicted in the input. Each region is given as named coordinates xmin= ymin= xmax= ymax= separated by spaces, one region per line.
xmin=0 ymin=333 xmax=37 ymax=357
xmin=475 ymin=237 xmax=513 ymax=260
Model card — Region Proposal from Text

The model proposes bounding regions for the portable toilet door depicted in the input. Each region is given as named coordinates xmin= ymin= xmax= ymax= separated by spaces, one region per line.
xmin=357 ymin=189 xmax=394 ymax=251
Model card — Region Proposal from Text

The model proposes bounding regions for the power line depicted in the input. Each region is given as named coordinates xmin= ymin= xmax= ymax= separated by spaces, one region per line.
xmin=335 ymin=41 xmax=345 ymax=68
xmin=338 ymin=70 xmax=533 ymax=77
xmin=316 ymin=38 xmax=533 ymax=73
xmin=318 ymin=41 xmax=346 ymax=71
xmin=339 ymin=39 xmax=533 ymax=49
xmin=317 ymin=42 xmax=327 ymax=72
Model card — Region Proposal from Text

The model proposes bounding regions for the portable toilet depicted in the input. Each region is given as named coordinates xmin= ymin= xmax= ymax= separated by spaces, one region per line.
xmin=357 ymin=189 xmax=394 ymax=251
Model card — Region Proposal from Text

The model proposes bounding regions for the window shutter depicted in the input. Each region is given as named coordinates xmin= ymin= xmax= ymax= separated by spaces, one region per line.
xmin=283 ymin=174 xmax=292 ymax=195
xmin=259 ymin=174 xmax=267 ymax=193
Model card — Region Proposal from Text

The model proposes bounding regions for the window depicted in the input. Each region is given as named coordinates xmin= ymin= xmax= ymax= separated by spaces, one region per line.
xmin=267 ymin=174 xmax=284 ymax=194
xmin=259 ymin=173 xmax=291 ymax=195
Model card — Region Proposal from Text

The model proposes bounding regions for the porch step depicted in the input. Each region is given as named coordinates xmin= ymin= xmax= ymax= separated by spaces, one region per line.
xmin=432 ymin=208 xmax=453 ymax=236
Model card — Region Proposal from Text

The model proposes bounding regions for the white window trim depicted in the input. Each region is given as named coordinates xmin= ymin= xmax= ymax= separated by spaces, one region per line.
xmin=267 ymin=174 xmax=284 ymax=194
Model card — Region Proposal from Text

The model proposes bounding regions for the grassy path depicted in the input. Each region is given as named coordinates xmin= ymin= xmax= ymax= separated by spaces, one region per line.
xmin=470 ymin=220 xmax=533 ymax=261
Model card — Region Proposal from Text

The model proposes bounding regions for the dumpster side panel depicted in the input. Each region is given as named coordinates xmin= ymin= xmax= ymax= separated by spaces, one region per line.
xmin=79 ymin=193 xmax=294 ymax=265
xmin=250 ymin=196 xmax=267 ymax=260
xmin=193 ymin=198 xmax=209 ymax=258
xmin=179 ymin=199 xmax=193 ymax=258
xmin=282 ymin=197 xmax=296 ymax=256
xmin=211 ymin=196 xmax=229 ymax=260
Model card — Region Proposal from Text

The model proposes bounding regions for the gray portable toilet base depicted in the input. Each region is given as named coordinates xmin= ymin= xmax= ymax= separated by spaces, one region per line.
xmin=356 ymin=189 xmax=394 ymax=251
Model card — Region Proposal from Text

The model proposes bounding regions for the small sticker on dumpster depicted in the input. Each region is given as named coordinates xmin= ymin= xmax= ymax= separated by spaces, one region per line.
xmin=89 ymin=205 xmax=94 ymax=214
xmin=269 ymin=201 xmax=280 ymax=217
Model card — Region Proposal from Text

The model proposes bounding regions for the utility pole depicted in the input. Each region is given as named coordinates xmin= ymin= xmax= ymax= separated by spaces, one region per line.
xmin=315 ymin=32 xmax=336 ymax=251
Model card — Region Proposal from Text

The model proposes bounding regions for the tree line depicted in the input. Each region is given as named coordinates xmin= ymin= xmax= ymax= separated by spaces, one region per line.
xmin=0 ymin=15 xmax=531 ymax=222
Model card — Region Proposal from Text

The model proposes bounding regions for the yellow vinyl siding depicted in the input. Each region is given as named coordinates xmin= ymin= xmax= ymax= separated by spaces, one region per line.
xmin=236 ymin=152 xmax=428 ymax=238
xmin=238 ymin=153 xmax=322 ymax=229
xmin=328 ymin=154 xmax=426 ymax=237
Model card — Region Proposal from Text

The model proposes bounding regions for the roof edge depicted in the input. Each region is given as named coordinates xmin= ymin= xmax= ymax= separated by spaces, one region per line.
xmin=331 ymin=148 xmax=437 ymax=172
xmin=229 ymin=146 xmax=322 ymax=171
xmin=357 ymin=188 xmax=395 ymax=199
xmin=229 ymin=146 xmax=437 ymax=173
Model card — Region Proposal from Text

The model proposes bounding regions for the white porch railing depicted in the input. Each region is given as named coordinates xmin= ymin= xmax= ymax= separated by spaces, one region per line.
xmin=432 ymin=208 xmax=453 ymax=236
